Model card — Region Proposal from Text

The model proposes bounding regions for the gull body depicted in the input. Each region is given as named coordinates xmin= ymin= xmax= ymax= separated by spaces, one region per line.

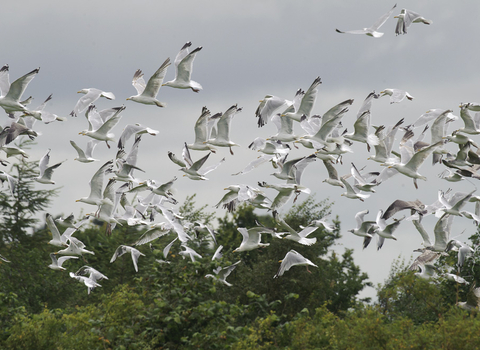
xmin=274 ymin=250 xmax=317 ymax=278
xmin=35 ymin=149 xmax=65 ymax=184
xmin=0 ymin=66 xmax=40 ymax=117
xmin=110 ymin=245 xmax=145 ymax=272
xmin=394 ymin=8 xmax=432 ymax=35
xmin=162 ymin=42 xmax=203 ymax=92
xmin=127 ymin=58 xmax=171 ymax=107
xmin=206 ymin=260 xmax=241 ymax=287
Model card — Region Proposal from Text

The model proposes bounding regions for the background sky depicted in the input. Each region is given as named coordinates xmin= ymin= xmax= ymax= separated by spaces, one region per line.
xmin=2 ymin=0 xmax=480 ymax=300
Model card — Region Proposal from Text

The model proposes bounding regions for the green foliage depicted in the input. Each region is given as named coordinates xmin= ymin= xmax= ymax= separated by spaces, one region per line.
xmin=376 ymin=258 xmax=448 ymax=324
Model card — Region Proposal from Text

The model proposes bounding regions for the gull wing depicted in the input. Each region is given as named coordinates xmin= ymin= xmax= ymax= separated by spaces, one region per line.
xmin=369 ymin=3 xmax=397 ymax=31
xmin=5 ymin=67 xmax=40 ymax=101
xmin=132 ymin=69 xmax=146 ymax=95
xmin=141 ymin=57 xmax=171 ymax=98
xmin=0 ymin=64 xmax=10 ymax=97
xmin=38 ymin=149 xmax=51 ymax=177
xmin=46 ymin=213 xmax=63 ymax=244
xmin=130 ymin=247 xmax=145 ymax=272
xmin=193 ymin=107 xmax=211 ymax=144
xmin=404 ymin=140 xmax=443 ymax=172
xmin=110 ymin=245 xmax=128 ymax=263
xmin=176 ymin=45 xmax=202 ymax=84
xmin=134 ymin=224 xmax=171 ymax=246
xmin=163 ymin=237 xmax=178 ymax=259
xmin=297 ymin=77 xmax=321 ymax=117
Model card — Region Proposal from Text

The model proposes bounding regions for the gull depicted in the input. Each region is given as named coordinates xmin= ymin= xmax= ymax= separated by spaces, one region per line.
xmin=375 ymin=210 xmax=404 ymax=241
xmin=437 ymin=189 xmax=476 ymax=217
xmin=48 ymin=253 xmax=78 ymax=271
xmin=117 ymin=123 xmax=159 ymax=150
xmin=34 ymin=149 xmax=65 ymax=184
xmin=281 ymin=77 xmax=322 ymax=122
xmin=193 ymin=222 xmax=217 ymax=244
xmin=0 ymin=170 xmax=16 ymax=196
xmin=69 ymin=272 xmax=101 ymax=294
xmin=162 ymin=42 xmax=203 ymax=92
xmin=414 ymin=263 xmax=438 ymax=280
xmin=368 ymin=119 xmax=404 ymax=163
xmin=0 ymin=66 xmax=40 ymax=117
xmin=70 ymin=88 xmax=115 ymax=117
xmin=127 ymin=57 xmax=171 ymax=107
xmin=155 ymin=203 xmax=192 ymax=243
xmin=387 ymin=140 xmax=444 ymax=189
xmin=133 ymin=223 xmax=171 ymax=246
xmin=279 ymin=154 xmax=316 ymax=185
xmin=232 ymin=153 xmax=282 ymax=176
xmin=347 ymin=210 xmax=377 ymax=238
xmin=79 ymin=105 xmax=124 ymax=146
xmin=206 ymin=104 xmax=242 ymax=155
xmin=275 ymin=215 xmax=319 ymax=246
xmin=380 ymin=89 xmax=414 ymax=104
xmin=410 ymin=109 xmax=458 ymax=129
xmin=76 ymin=160 xmax=113 ymax=206
xmin=394 ymin=8 xmax=432 ymax=35
xmin=321 ymin=159 xmax=344 ymax=188
xmin=55 ymin=213 xmax=90 ymax=230
xmin=70 ymin=140 xmax=100 ymax=163
xmin=458 ymin=103 xmax=480 ymax=135
xmin=160 ymin=237 xmax=178 ymax=262
xmin=350 ymin=162 xmax=379 ymax=193
xmin=444 ymin=274 xmax=469 ymax=285
xmin=0 ymin=121 xmax=38 ymax=146
xmin=211 ymin=245 xmax=223 ymax=261
xmin=344 ymin=110 xmax=379 ymax=152
xmin=268 ymin=113 xmax=298 ymax=143
xmin=296 ymin=107 xmax=349 ymax=149
xmin=255 ymin=95 xmax=292 ymax=127
xmin=233 ymin=227 xmax=270 ymax=252
xmin=187 ymin=107 xmax=218 ymax=152
xmin=110 ymin=245 xmax=145 ymax=272
xmin=272 ymin=155 xmax=311 ymax=181
xmin=446 ymin=240 xmax=474 ymax=273
xmin=215 ymin=184 xmax=271 ymax=212
xmin=274 ymin=250 xmax=318 ymax=278
xmin=299 ymin=114 xmax=322 ymax=136
xmin=206 ymin=260 xmax=241 ymax=287
xmin=75 ymin=266 xmax=108 ymax=288
xmin=310 ymin=218 xmax=335 ymax=232
xmin=23 ymin=94 xmax=65 ymax=123
xmin=382 ymin=199 xmax=427 ymax=221
xmin=56 ymin=237 xmax=95 ymax=256
xmin=140 ymin=177 xmax=177 ymax=199
xmin=431 ymin=213 xmax=454 ymax=252
xmin=409 ymin=247 xmax=441 ymax=271
xmin=95 ymin=179 xmax=123 ymax=235
xmin=112 ymin=136 xmax=145 ymax=183
xmin=179 ymin=244 xmax=203 ymax=262
xmin=336 ymin=4 xmax=397 ymax=38
xmin=169 ymin=143 xmax=224 ymax=180
xmin=46 ymin=213 xmax=73 ymax=247
xmin=258 ymin=181 xmax=311 ymax=211
xmin=457 ymin=286 xmax=480 ymax=310
xmin=340 ymin=176 xmax=370 ymax=202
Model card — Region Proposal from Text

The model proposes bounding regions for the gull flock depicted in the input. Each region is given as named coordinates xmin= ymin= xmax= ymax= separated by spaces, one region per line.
xmin=0 ymin=6 xmax=478 ymax=307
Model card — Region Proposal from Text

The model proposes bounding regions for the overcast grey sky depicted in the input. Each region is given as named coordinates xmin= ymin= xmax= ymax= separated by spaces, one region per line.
xmin=2 ymin=1 xmax=480 ymax=300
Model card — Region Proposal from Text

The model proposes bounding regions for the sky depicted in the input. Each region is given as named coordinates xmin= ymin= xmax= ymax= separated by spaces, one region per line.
xmin=1 ymin=0 xmax=480 ymax=301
